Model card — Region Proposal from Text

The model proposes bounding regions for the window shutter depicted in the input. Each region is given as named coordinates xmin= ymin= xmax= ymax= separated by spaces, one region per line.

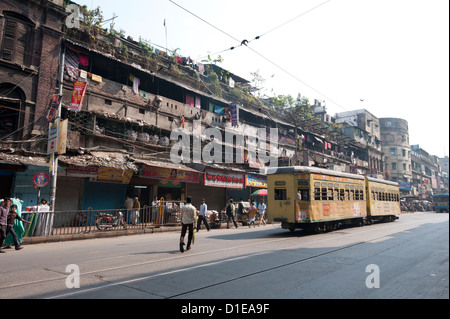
xmin=2 ymin=19 xmax=17 ymax=61
xmin=2 ymin=18 xmax=32 ymax=65
xmin=15 ymin=22 xmax=29 ymax=65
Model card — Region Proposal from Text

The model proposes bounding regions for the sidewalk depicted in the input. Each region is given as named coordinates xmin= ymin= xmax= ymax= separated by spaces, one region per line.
xmin=21 ymin=225 xmax=181 ymax=245
xmin=21 ymin=223 xmax=233 ymax=245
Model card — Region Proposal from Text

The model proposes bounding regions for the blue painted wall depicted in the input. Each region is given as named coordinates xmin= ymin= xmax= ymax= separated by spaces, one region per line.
xmin=12 ymin=166 xmax=51 ymax=207
xmin=82 ymin=179 xmax=127 ymax=211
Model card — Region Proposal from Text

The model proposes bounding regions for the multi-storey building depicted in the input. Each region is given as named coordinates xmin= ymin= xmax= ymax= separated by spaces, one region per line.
xmin=335 ymin=109 xmax=383 ymax=177
xmin=379 ymin=118 xmax=412 ymax=195
xmin=438 ymin=156 xmax=449 ymax=193
xmin=410 ymin=145 xmax=441 ymax=198
xmin=1 ymin=0 xmax=400 ymax=212
xmin=0 ymin=0 xmax=66 ymax=201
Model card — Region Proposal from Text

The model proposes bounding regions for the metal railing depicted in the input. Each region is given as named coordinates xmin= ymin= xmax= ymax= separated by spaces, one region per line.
xmin=20 ymin=199 xmax=184 ymax=238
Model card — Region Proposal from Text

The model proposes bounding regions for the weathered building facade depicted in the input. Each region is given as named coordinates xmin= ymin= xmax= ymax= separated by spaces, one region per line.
xmin=379 ymin=118 xmax=412 ymax=194
xmin=0 ymin=0 xmax=66 ymax=204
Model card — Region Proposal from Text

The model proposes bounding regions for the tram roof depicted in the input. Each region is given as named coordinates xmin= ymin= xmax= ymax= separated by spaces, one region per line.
xmin=267 ymin=166 xmax=365 ymax=180
xmin=267 ymin=166 xmax=400 ymax=187
xmin=365 ymin=176 xmax=399 ymax=187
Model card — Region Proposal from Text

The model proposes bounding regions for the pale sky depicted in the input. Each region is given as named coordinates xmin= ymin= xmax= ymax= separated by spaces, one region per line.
xmin=78 ymin=0 xmax=449 ymax=158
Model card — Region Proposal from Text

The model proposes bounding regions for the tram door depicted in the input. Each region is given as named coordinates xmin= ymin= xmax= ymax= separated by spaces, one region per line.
xmin=296 ymin=178 xmax=310 ymax=222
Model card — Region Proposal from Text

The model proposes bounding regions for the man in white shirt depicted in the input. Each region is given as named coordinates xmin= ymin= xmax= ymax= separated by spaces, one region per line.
xmin=197 ymin=198 xmax=210 ymax=232
xmin=257 ymin=200 xmax=266 ymax=226
xmin=180 ymin=197 xmax=197 ymax=252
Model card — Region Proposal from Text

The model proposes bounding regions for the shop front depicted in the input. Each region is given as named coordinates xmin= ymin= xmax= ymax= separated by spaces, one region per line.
xmin=138 ymin=161 xmax=202 ymax=203
xmin=245 ymin=173 xmax=268 ymax=202
xmin=202 ymin=167 xmax=246 ymax=210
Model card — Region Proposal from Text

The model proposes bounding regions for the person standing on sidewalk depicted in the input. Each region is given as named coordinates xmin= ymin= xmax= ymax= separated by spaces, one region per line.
xmin=197 ymin=198 xmax=210 ymax=232
xmin=180 ymin=197 xmax=197 ymax=253
xmin=0 ymin=198 xmax=11 ymax=253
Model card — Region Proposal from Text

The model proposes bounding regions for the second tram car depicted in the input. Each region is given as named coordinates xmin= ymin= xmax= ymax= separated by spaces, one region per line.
xmin=267 ymin=166 xmax=400 ymax=232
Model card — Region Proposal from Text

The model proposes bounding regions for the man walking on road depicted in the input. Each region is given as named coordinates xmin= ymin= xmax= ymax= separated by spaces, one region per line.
xmin=258 ymin=200 xmax=266 ymax=226
xmin=180 ymin=197 xmax=197 ymax=253
xmin=197 ymin=198 xmax=210 ymax=232
xmin=0 ymin=198 xmax=11 ymax=253
xmin=226 ymin=199 xmax=238 ymax=229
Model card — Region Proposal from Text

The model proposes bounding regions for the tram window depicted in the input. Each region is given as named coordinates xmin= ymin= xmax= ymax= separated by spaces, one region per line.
xmin=315 ymin=187 xmax=321 ymax=201
xmin=321 ymin=187 xmax=328 ymax=201
xmin=350 ymin=189 xmax=355 ymax=200
xmin=327 ymin=188 xmax=334 ymax=201
xmin=339 ymin=189 xmax=345 ymax=201
xmin=275 ymin=189 xmax=287 ymax=200
xmin=333 ymin=188 xmax=339 ymax=201
xmin=355 ymin=189 xmax=360 ymax=200
xmin=345 ymin=190 xmax=350 ymax=200
xmin=298 ymin=189 xmax=309 ymax=201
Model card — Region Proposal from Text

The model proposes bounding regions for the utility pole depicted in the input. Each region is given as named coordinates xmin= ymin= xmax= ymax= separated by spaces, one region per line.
xmin=49 ymin=44 xmax=65 ymax=212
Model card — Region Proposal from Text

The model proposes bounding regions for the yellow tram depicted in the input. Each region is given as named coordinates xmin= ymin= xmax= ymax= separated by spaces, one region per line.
xmin=267 ymin=167 xmax=400 ymax=232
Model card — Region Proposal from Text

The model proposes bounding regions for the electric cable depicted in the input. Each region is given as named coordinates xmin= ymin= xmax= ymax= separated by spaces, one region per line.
xmin=168 ymin=0 xmax=349 ymax=113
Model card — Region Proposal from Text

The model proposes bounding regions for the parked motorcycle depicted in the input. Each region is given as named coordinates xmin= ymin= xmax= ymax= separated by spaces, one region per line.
xmin=96 ymin=210 xmax=127 ymax=230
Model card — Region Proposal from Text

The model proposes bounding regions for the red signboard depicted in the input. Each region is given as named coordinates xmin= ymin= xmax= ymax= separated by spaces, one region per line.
xmin=70 ymin=81 xmax=87 ymax=112
xmin=32 ymin=172 xmax=50 ymax=189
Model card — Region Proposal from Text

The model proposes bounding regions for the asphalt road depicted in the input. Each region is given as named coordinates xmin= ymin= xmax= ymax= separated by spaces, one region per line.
xmin=0 ymin=212 xmax=448 ymax=301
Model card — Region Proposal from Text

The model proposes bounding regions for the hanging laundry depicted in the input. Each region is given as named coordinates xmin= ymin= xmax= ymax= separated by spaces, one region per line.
xmin=197 ymin=63 xmax=205 ymax=75
xmin=64 ymin=49 xmax=79 ymax=81
xmin=214 ymin=105 xmax=224 ymax=115
xmin=186 ymin=94 xmax=195 ymax=107
xmin=78 ymin=54 xmax=89 ymax=67
xmin=130 ymin=74 xmax=140 ymax=94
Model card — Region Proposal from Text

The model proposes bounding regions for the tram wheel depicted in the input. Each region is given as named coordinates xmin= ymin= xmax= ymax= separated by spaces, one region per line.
xmin=313 ymin=223 xmax=325 ymax=233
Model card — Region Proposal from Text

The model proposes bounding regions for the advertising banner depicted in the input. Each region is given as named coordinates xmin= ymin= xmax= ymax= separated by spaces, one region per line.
xmin=245 ymin=174 xmax=267 ymax=188
xmin=204 ymin=168 xmax=245 ymax=189
xmin=70 ymin=81 xmax=87 ymax=112
xmin=89 ymin=167 xmax=133 ymax=184
xmin=141 ymin=166 xmax=200 ymax=183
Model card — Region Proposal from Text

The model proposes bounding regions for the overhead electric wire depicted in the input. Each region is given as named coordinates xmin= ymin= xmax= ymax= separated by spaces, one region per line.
xmin=168 ymin=0 xmax=347 ymax=165
xmin=257 ymin=0 xmax=332 ymax=39
xmin=168 ymin=0 xmax=349 ymax=113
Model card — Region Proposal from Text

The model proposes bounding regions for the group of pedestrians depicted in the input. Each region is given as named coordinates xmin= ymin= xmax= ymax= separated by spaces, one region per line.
xmin=0 ymin=198 xmax=31 ymax=253
xmin=179 ymin=197 xmax=267 ymax=253
xmin=125 ymin=195 xmax=141 ymax=225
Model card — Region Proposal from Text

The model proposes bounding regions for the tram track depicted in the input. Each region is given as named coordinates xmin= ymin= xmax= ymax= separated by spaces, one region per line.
xmin=44 ymin=217 xmax=429 ymax=299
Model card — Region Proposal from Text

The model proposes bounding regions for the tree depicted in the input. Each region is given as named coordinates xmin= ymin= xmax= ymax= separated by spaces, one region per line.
xmin=250 ymin=70 xmax=266 ymax=97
